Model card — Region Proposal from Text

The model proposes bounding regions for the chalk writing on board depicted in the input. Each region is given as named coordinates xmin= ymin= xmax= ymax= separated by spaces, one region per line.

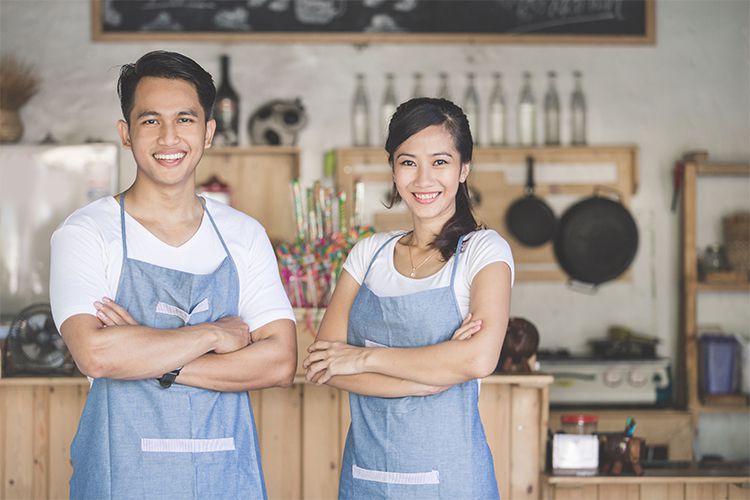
xmin=100 ymin=0 xmax=649 ymax=37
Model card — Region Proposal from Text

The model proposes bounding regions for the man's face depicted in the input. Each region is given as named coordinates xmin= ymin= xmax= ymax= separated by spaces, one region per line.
xmin=117 ymin=76 xmax=216 ymax=190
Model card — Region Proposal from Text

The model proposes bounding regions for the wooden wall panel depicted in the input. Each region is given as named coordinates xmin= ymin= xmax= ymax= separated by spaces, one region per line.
xmin=48 ymin=386 xmax=84 ymax=500
xmin=511 ymin=386 xmax=540 ymax=500
xmin=259 ymin=386 xmax=302 ymax=500
xmin=4 ymin=387 xmax=34 ymax=499
xmin=32 ymin=386 xmax=49 ymax=500
xmin=598 ymin=483 xmax=640 ymax=500
xmin=302 ymin=384 xmax=340 ymax=499
xmin=640 ymin=483 xmax=686 ymax=500
xmin=728 ymin=482 xmax=750 ymax=500
xmin=479 ymin=383 xmax=512 ymax=500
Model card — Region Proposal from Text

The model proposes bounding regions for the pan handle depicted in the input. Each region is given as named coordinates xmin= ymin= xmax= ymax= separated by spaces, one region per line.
xmin=525 ymin=155 xmax=535 ymax=195
xmin=566 ymin=279 xmax=599 ymax=294
xmin=592 ymin=185 xmax=624 ymax=202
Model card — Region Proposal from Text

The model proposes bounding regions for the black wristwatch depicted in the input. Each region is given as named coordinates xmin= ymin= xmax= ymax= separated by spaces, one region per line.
xmin=158 ymin=367 xmax=182 ymax=388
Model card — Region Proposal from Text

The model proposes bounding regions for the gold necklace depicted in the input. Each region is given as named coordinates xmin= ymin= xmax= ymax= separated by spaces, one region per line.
xmin=407 ymin=243 xmax=437 ymax=278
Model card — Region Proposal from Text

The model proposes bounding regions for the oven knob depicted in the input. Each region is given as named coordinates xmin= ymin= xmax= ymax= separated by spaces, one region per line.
xmin=628 ymin=368 xmax=648 ymax=387
xmin=603 ymin=367 xmax=623 ymax=387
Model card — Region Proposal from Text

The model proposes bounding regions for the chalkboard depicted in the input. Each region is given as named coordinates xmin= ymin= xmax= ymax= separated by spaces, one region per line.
xmin=92 ymin=0 xmax=655 ymax=44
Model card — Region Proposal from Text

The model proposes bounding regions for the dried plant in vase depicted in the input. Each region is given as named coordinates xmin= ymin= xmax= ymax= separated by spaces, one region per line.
xmin=0 ymin=54 xmax=40 ymax=143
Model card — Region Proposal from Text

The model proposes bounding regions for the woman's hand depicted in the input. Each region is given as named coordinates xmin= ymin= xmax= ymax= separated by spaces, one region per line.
xmin=303 ymin=341 xmax=367 ymax=385
xmin=94 ymin=297 xmax=138 ymax=327
xmin=452 ymin=313 xmax=482 ymax=341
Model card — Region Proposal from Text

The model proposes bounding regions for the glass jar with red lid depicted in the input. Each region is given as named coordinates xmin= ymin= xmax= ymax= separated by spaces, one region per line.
xmin=560 ymin=414 xmax=598 ymax=434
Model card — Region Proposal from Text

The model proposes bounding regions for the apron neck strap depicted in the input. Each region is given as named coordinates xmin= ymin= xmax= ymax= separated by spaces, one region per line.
xmin=449 ymin=234 xmax=466 ymax=291
xmin=362 ymin=232 xmax=406 ymax=282
xmin=199 ymin=196 xmax=233 ymax=260
xmin=118 ymin=193 xmax=128 ymax=259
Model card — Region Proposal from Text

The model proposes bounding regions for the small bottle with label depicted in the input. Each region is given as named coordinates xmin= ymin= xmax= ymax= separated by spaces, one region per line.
xmin=518 ymin=72 xmax=537 ymax=146
xmin=544 ymin=71 xmax=561 ymax=145
xmin=352 ymin=73 xmax=370 ymax=147
xmin=463 ymin=73 xmax=480 ymax=145
xmin=571 ymin=71 xmax=587 ymax=145
xmin=488 ymin=72 xmax=507 ymax=146
xmin=437 ymin=72 xmax=452 ymax=101
xmin=412 ymin=72 xmax=424 ymax=99
xmin=380 ymin=73 xmax=398 ymax=143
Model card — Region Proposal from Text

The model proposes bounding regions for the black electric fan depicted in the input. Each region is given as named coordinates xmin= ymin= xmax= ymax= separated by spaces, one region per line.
xmin=3 ymin=303 xmax=76 ymax=376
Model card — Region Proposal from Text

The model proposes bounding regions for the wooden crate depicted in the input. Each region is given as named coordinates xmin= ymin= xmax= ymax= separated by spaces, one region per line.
xmin=197 ymin=146 xmax=300 ymax=244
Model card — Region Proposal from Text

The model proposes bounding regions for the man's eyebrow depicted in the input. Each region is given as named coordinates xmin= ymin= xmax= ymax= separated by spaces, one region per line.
xmin=396 ymin=152 xmax=454 ymax=158
xmin=135 ymin=110 xmax=160 ymax=120
xmin=134 ymin=109 xmax=200 ymax=119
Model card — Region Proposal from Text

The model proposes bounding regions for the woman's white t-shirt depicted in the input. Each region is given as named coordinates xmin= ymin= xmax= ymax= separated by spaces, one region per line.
xmin=342 ymin=229 xmax=514 ymax=319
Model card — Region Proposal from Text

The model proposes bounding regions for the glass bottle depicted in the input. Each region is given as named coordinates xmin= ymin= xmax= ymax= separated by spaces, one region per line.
xmin=352 ymin=73 xmax=370 ymax=147
xmin=380 ymin=73 xmax=398 ymax=143
xmin=463 ymin=73 xmax=480 ymax=145
xmin=488 ymin=72 xmax=507 ymax=146
xmin=518 ymin=72 xmax=537 ymax=146
xmin=571 ymin=70 xmax=587 ymax=145
xmin=212 ymin=55 xmax=239 ymax=147
xmin=544 ymin=71 xmax=560 ymax=145
xmin=437 ymin=72 xmax=451 ymax=100
xmin=411 ymin=72 xmax=424 ymax=99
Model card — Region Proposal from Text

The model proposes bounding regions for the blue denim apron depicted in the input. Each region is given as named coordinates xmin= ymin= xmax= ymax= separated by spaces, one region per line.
xmin=340 ymin=233 xmax=499 ymax=499
xmin=69 ymin=195 xmax=266 ymax=500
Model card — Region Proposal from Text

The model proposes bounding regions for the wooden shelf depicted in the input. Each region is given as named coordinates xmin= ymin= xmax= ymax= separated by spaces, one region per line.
xmin=545 ymin=473 xmax=750 ymax=485
xmin=0 ymin=376 xmax=88 ymax=386
xmin=678 ymin=151 xmax=750 ymax=463
xmin=696 ymin=394 xmax=750 ymax=413
xmin=696 ymin=281 xmax=750 ymax=292
xmin=696 ymin=162 xmax=750 ymax=177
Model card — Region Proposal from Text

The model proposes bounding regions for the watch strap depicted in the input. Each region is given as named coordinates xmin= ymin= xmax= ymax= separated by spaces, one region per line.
xmin=158 ymin=367 xmax=182 ymax=388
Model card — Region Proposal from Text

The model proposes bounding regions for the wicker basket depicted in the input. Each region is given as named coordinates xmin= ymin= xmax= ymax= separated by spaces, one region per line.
xmin=723 ymin=211 xmax=750 ymax=275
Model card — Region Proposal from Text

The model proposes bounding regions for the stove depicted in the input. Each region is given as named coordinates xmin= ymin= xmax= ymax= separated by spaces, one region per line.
xmin=538 ymin=357 xmax=672 ymax=406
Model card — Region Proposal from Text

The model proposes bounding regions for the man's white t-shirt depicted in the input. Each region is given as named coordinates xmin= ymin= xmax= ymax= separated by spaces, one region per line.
xmin=342 ymin=229 xmax=514 ymax=319
xmin=50 ymin=196 xmax=294 ymax=332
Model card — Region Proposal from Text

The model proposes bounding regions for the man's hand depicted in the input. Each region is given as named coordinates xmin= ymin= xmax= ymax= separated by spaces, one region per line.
xmin=94 ymin=298 xmax=252 ymax=354
xmin=94 ymin=297 xmax=138 ymax=326
xmin=210 ymin=316 xmax=253 ymax=354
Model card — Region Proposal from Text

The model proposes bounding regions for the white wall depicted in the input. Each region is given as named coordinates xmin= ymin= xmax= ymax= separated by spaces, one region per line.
xmin=2 ymin=1 xmax=749 ymax=360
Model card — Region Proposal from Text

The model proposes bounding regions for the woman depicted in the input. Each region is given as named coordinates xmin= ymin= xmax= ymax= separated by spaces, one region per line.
xmin=304 ymin=97 xmax=514 ymax=499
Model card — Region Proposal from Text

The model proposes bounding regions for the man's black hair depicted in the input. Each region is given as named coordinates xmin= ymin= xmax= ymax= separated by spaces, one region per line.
xmin=117 ymin=51 xmax=216 ymax=124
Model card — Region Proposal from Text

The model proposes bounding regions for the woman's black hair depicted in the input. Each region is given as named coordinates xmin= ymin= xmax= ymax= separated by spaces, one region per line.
xmin=384 ymin=97 xmax=481 ymax=261
xmin=117 ymin=51 xmax=216 ymax=124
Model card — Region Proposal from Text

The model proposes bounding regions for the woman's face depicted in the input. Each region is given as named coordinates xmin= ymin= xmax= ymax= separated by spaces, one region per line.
xmin=392 ymin=124 xmax=470 ymax=225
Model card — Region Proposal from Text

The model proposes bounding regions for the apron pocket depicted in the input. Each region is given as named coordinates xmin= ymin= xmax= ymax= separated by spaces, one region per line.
xmin=352 ymin=464 xmax=440 ymax=498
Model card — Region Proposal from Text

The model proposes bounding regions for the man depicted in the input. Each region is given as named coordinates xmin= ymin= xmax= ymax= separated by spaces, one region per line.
xmin=50 ymin=51 xmax=296 ymax=499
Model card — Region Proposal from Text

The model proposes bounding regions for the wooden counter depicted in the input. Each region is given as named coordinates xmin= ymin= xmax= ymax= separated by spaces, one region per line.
xmin=0 ymin=373 xmax=552 ymax=500
xmin=542 ymin=472 xmax=750 ymax=499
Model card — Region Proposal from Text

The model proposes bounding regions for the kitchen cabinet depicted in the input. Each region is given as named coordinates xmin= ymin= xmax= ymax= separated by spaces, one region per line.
xmin=334 ymin=145 xmax=638 ymax=281
xmin=0 ymin=310 xmax=552 ymax=500
xmin=196 ymin=146 xmax=300 ymax=244
xmin=678 ymin=152 xmax=750 ymax=421
xmin=542 ymin=474 xmax=750 ymax=500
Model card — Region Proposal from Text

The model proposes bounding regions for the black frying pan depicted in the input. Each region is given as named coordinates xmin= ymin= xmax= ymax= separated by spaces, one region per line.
xmin=554 ymin=187 xmax=638 ymax=287
xmin=505 ymin=156 xmax=556 ymax=247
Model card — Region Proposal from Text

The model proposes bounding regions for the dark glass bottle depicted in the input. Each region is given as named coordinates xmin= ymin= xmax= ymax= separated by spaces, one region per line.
xmin=213 ymin=55 xmax=239 ymax=146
